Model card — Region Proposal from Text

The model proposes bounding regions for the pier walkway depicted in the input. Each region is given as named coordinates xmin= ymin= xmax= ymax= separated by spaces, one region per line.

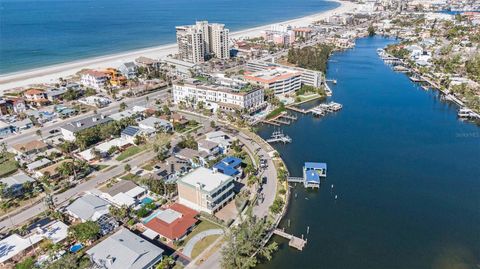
xmin=273 ymin=228 xmax=307 ymax=251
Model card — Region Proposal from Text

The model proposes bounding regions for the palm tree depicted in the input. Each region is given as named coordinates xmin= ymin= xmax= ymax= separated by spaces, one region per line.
xmin=36 ymin=129 xmax=42 ymax=138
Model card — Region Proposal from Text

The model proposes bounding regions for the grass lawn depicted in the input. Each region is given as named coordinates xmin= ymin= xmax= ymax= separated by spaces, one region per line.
xmin=178 ymin=219 xmax=222 ymax=248
xmin=298 ymin=93 xmax=320 ymax=101
xmin=142 ymin=161 xmax=155 ymax=171
xmin=94 ymin=164 xmax=109 ymax=171
xmin=191 ymin=234 xmax=221 ymax=259
xmin=116 ymin=146 xmax=144 ymax=161
xmin=121 ymin=173 xmax=141 ymax=182
xmin=0 ymin=153 xmax=19 ymax=177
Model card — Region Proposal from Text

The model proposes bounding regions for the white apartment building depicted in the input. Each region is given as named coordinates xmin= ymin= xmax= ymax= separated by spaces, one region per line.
xmin=177 ymin=167 xmax=235 ymax=214
xmin=245 ymin=60 xmax=324 ymax=95
xmin=172 ymin=79 xmax=264 ymax=112
xmin=176 ymin=21 xmax=229 ymax=63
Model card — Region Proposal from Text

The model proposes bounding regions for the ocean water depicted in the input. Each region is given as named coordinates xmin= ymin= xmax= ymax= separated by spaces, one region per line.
xmin=0 ymin=0 xmax=338 ymax=74
xmin=257 ymin=37 xmax=480 ymax=269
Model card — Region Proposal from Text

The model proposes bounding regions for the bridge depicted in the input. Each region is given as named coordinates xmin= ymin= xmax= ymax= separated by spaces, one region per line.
xmin=273 ymin=228 xmax=307 ymax=251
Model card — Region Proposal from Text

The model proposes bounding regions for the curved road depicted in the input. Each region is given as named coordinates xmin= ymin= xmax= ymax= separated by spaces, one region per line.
xmin=182 ymin=229 xmax=224 ymax=258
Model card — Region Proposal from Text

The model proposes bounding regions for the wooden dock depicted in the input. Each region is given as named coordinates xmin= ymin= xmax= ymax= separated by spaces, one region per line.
xmin=273 ymin=228 xmax=307 ymax=251
xmin=287 ymin=177 xmax=304 ymax=183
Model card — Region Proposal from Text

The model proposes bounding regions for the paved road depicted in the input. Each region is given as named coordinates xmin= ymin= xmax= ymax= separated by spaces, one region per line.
xmin=182 ymin=229 xmax=224 ymax=258
xmin=180 ymin=111 xmax=279 ymax=269
xmin=2 ymin=89 xmax=169 ymax=145
xmin=0 ymin=150 xmax=155 ymax=230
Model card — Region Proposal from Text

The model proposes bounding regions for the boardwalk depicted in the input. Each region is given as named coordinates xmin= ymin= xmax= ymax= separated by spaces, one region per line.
xmin=273 ymin=228 xmax=307 ymax=251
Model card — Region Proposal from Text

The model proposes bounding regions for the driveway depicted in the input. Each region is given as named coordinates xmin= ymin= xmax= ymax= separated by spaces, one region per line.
xmin=182 ymin=229 xmax=224 ymax=258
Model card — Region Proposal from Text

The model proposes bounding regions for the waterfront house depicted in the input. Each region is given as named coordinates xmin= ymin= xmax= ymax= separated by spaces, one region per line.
xmin=303 ymin=162 xmax=327 ymax=188
xmin=143 ymin=203 xmax=198 ymax=242
xmin=118 ymin=62 xmax=138 ymax=79
xmin=80 ymin=69 xmax=109 ymax=90
xmin=177 ymin=167 xmax=235 ymax=214
xmin=23 ymin=89 xmax=49 ymax=107
xmin=60 ymin=114 xmax=112 ymax=141
xmin=86 ymin=228 xmax=164 ymax=269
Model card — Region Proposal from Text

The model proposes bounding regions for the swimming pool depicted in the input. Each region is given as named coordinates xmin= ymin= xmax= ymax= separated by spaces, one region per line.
xmin=141 ymin=197 xmax=153 ymax=205
xmin=69 ymin=243 xmax=83 ymax=253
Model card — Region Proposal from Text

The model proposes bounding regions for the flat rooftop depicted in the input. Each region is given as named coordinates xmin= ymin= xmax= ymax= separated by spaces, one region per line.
xmin=244 ymin=67 xmax=301 ymax=84
xmin=179 ymin=167 xmax=232 ymax=193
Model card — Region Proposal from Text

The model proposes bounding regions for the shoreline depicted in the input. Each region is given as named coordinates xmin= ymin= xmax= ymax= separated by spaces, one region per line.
xmin=0 ymin=0 xmax=358 ymax=92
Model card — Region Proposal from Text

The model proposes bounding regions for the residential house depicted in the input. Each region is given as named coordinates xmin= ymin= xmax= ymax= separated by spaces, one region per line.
xmin=11 ymin=140 xmax=48 ymax=156
xmin=197 ymin=139 xmax=221 ymax=156
xmin=138 ymin=116 xmax=173 ymax=134
xmin=60 ymin=114 xmax=112 ymax=141
xmin=118 ymin=62 xmax=138 ymax=79
xmin=121 ymin=126 xmax=143 ymax=145
xmin=36 ymin=159 xmax=71 ymax=179
xmin=78 ymin=96 xmax=111 ymax=107
xmin=153 ymin=156 xmax=191 ymax=183
xmin=23 ymin=89 xmax=49 ymax=107
xmin=177 ymin=167 xmax=235 ymax=214
xmin=10 ymin=118 xmax=33 ymax=132
xmin=0 ymin=220 xmax=68 ymax=265
xmin=175 ymin=148 xmax=209 ymax=167
xmin=66 ymin=194 xmax=110 ymax=222
xmin=86 ymin=228 xmax=164 ymax=269
xmin=143 ymin=203 xmax=198 ymax=242
xmin=213 ymin=156 xmax=243 ymax=178
xmin=45 ymin=88 xmax=67 ymax=102
xmin=26 ymin=158 xmax=52 ymax=173
xmin=0 ymin=172 xmax=35 ymax=198
xmin=205 ymin=131 xmax=232 ymax=152
xmin=8 ymin=98 xmax=26 ymax=114
xmin=0 ymin=121 xmax=13 ymax=137
xmin=100 ymin=180 xmax=147 ymax=207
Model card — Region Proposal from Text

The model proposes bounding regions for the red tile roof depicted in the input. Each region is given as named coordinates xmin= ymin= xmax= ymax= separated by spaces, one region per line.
xmin=24 ymin=89 xmax=44 ymax=95
xmin=144 ymin=203 xmax=198 ymax=241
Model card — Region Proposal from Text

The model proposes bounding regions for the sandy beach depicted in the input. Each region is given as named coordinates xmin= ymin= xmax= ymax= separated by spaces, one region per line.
xmin=0 ymin=0 xmax=358 ymax=92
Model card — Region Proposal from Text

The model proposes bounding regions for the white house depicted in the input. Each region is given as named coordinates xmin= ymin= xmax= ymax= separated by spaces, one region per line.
xmin=80 ymin=70 xmax=109 ymax=90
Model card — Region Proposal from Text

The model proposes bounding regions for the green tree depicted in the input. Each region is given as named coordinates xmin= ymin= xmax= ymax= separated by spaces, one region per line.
xmin=68 ymin=221 xmax=100 ymax=243
xmin=368 ymin=25 xmax=376 ymax=36
xmin=15 ymin=257 xmax=34 ymax=269
xmin=156 ymin=255 xmax=175 ymax=269
xmin=124 ymin=164 xmax=132 ymax=173
xmin=109 ymin=205 xmax=130 ymax=221
xmin=221 ymin=212 xmax=278 ymax=269
xmin=119 ymin=102 xmax=128 ymax=111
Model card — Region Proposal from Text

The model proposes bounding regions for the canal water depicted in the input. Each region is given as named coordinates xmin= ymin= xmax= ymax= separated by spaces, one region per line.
xmin=257 ymin=37 xmax=480 ymax=269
